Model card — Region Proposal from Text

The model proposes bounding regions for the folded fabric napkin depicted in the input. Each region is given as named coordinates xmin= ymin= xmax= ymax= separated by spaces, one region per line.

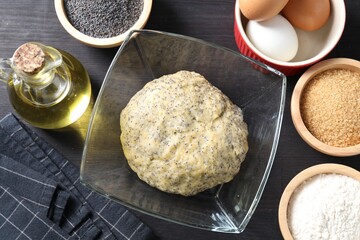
xmin=0 ymin=113 xmax=154 ymax=240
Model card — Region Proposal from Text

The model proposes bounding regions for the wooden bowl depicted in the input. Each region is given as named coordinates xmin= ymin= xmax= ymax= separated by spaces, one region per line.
xmin=54 ymin=0 xmax=152 ymax=48
xmin=278 ymin=163 xmax=360 ymax=240
xmin=291 ymin=58 xmax=360 ymax=157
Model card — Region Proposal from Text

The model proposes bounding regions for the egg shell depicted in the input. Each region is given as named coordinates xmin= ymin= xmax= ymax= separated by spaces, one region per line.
xmin=282 ymin=0 xmax=331 ymax=31
xmin=246 ymin=15 xmax=299 ymax=62
xmin=239 ymin=0 xmax=289 ymax=21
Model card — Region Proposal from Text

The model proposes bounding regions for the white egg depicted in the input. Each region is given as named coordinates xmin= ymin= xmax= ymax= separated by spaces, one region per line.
xmin=246 ymin=15 xmax=298 ymax=62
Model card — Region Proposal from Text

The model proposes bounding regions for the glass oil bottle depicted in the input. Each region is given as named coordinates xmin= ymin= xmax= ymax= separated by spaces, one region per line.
xmin=0 ymin=42 xmax=91 ymax=129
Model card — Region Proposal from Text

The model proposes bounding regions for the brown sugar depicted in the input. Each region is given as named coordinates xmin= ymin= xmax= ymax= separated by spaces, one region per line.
xmin=300 ymin=68 xmax=360 ymax=147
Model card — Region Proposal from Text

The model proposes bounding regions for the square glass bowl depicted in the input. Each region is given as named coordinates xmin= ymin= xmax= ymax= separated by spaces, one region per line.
xmin=81 ymin=30 xmax=286 ymax=233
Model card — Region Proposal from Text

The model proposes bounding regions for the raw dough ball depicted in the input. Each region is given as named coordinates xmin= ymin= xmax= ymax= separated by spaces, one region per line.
xmin=120 ymin=71 xmax=248 ymax=196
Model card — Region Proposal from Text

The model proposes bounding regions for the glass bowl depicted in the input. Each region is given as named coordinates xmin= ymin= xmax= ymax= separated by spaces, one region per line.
xmin=81 ymin=30 xmax=286 ymax=233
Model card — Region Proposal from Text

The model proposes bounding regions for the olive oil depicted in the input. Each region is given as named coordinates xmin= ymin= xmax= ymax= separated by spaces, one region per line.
xmin=6 ymin=43 xmax=91 ymax=129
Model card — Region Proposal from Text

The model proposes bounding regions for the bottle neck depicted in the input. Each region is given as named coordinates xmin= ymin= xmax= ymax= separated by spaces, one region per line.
xmin=15 ymin=67 xmax=56 ymax=88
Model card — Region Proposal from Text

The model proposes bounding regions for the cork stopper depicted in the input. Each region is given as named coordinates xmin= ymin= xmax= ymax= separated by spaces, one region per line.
xmin=13 ymin=43 xmax=45 ymax=74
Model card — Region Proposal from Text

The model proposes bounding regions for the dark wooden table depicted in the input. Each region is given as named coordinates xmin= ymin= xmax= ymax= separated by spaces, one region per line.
xmin=0 ymin=1 xmax=359 ymax=239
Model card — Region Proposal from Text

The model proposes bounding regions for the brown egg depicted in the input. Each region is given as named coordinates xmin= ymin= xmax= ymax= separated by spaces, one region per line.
xmin=282 ymin=0 xmax=331 ymax=31
xmin=239 ymin=0 xmax=289 ymax=21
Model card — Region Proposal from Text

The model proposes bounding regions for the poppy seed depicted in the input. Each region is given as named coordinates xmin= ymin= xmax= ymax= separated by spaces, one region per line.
xmin=64 ymin=0 xmax=144 ymax=38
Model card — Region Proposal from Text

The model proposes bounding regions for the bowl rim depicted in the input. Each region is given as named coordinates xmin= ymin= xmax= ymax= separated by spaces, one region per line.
xmin=291 ymin=58 xmax=360 ymax=157
xmin=54 ymin=0 xmax=153 ymax=48
xmin=278 ymin=163 xmax=360 ymax=240
xmin=234 ymin=0 xmax=346 ymax=67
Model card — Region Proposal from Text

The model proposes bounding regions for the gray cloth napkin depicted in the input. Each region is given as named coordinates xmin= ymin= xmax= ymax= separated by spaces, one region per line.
xmin=0 ymin=113 xmax=154 ymax=240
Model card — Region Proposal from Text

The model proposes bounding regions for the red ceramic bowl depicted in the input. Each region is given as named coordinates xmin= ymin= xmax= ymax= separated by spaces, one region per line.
xmin=234 ymin=0 xmax=346 ymax=76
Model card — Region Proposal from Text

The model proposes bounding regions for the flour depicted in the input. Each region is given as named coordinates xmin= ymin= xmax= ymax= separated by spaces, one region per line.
xmin=288 ymin=173 xmax=360 ymax=240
